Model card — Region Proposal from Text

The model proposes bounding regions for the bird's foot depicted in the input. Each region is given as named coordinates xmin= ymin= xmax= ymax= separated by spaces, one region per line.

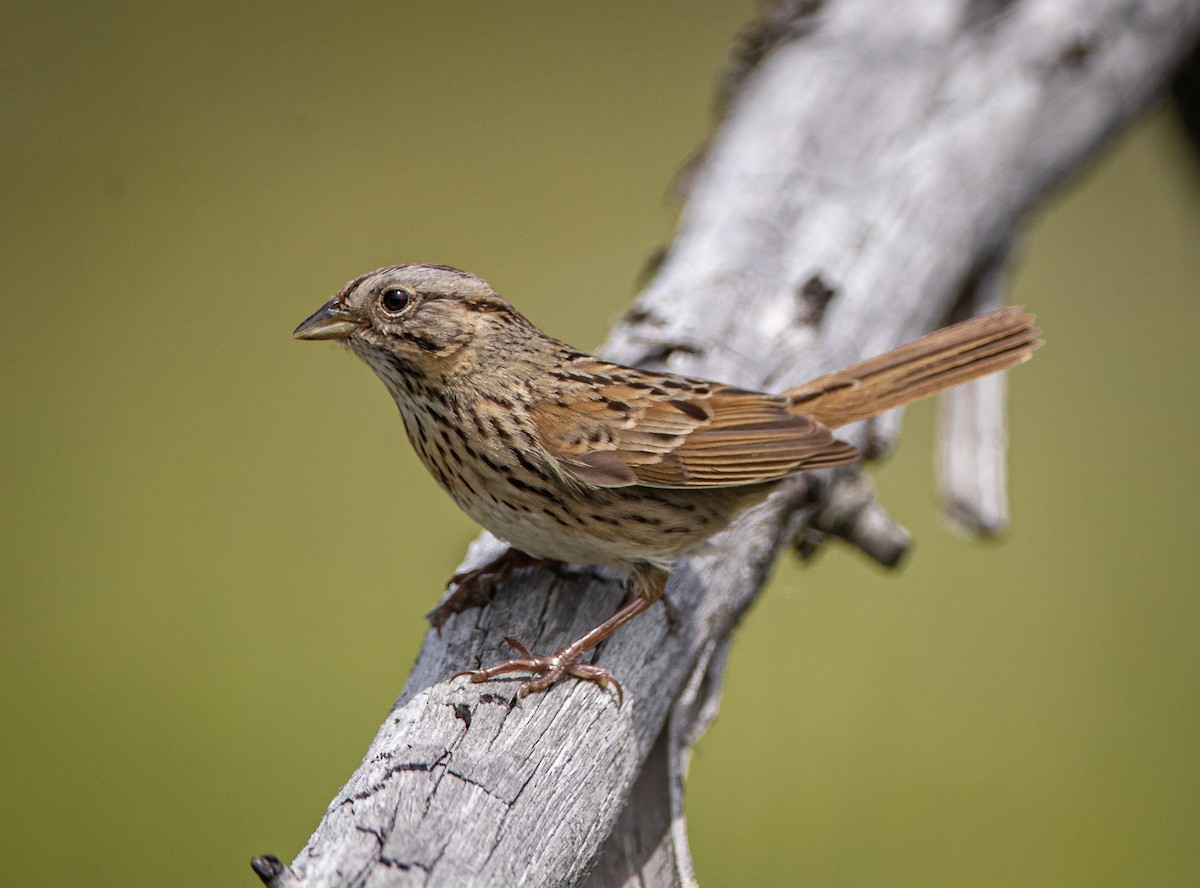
xmin=427 ymin=549 xmax=560 ymax=630
xmin=455 ymin=637 xmax=623 ymax=706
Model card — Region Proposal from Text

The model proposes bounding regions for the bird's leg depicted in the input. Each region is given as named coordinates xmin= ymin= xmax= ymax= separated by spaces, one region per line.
xmin=455 ymin=566 xmax=669 ymax=704
xmin=427 ymin=547 xmax=561 ymax=630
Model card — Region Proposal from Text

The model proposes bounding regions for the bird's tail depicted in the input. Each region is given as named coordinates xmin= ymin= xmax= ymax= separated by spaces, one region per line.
xmin=784 ymin=307 xmax=1041 ymax=429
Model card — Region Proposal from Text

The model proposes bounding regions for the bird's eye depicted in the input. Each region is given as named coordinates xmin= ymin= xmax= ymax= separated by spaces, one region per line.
xmin=379 ymin=288 xmax=412 ymax=314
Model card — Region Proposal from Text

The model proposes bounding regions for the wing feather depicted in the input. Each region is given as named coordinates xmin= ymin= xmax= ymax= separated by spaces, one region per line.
xmin=535 ymin=372 xmax=859 ymax=490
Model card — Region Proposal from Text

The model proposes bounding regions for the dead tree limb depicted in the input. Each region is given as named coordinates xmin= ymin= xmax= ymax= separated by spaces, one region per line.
xmin=254 ymin=1 xmax=1200 ymax=885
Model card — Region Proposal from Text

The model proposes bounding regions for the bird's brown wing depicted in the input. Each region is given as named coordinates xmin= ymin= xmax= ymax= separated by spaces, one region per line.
xmin=535 ymin=309 xmax=1039 ymax=490
xmin=534 ymin=375 xmax=859 ymax=490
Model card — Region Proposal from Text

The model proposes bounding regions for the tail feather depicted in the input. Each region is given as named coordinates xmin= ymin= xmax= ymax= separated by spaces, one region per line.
xmin=784 ymin=307 xmax=1041 ymax=429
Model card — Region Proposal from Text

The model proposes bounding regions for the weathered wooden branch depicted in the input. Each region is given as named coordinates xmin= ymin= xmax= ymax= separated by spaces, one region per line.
xmin=254 ymin=1 xmax=1200 ymax=885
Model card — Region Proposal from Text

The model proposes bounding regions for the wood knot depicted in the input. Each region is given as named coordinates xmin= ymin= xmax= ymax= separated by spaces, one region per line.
xmin=796 ymin=273 xmax=838 ymax=324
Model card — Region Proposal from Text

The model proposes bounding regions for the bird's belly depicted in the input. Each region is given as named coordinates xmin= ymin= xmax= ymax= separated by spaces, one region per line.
xmin=459 ymin=493 xmax=628 ymax=566
xmin=399 ymin=406 xmax=769 ymax=569
xmin=450 ymin=469 xmax=761 ymax=570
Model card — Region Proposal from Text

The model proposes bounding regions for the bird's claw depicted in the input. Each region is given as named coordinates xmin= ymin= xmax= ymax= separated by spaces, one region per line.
xmin=453 ymin=636 xmax=623 ymax=706
xmin=428 ymin=549 xmax=559 ymax=630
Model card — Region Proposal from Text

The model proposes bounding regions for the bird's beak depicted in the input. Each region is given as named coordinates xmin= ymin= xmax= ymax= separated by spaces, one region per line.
xmin=293 ymin=299 xmax=357 ymax=341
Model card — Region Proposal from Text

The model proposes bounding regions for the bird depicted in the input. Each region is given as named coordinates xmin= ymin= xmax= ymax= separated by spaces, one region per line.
xmin=294 ymin=263 xmax=1040 ymax=701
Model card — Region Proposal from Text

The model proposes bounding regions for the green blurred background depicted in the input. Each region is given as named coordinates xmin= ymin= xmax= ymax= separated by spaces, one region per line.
xmin=2 ymin=3 xmax=1198 ymax=886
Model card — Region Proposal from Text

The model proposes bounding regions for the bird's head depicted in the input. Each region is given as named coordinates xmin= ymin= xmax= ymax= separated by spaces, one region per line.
xmin=294 ymin=264 xmax=529 ymax=375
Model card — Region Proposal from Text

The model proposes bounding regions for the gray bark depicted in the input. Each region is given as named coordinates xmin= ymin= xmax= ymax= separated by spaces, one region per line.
xmin=253 ymin=1 xmax=1200 ymax=885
